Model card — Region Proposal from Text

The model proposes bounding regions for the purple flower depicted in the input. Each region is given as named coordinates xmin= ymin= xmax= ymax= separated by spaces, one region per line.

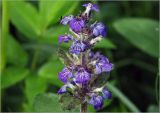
xmin=91 ymin=22 xmax=107 ymax=37
xmin=58 ymin=34 xmax=73 ymax=43
xmin=58 ymin=85 xmax=67 ymax=94
xmin=95 ymin=56 xmax=113 ymax=74
xmin=60 ymin=15 xmax=74 ymax=25
xmin=102 ymin=88 xmax=112 ymax=99
xmin=70 ymin=40 xmax=86 ymax=54
xmin=69 ymin=18 xmax=85 ymax=33
xmin=88 ymin=95 xmax=103 ymax=110
xmin=58 ymin=67 xmax=73 ymax=83
xmin=75 ymin=67 xmax=90 ymax=84
xmin=82 ymin=3 xmax=99 ymax=12
xmin=57 ymin=3 xmax=114 ymax=111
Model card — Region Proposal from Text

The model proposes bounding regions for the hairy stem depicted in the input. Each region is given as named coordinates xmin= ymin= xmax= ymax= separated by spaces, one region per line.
xmin=81 ymin=102 xmax=87 ymax=113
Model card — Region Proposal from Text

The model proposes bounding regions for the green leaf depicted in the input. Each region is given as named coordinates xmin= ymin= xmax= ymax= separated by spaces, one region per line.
xmin=39 ymin=0 xmax=79 ymax=28
xmin=7 ymin=35 xmax=28 ymax=66
xmin=38 ymin=58 xmax=63 ymax=87
xmin=1 ymin=0 xmax=9 ymax=72
xmin=24 ymin=74 xmax=47 ymax=111
xmin=9 ymin=1 xmax=40 ymax=40
xmin=59 ymin=93 xmax=80 ymax=112
xmin=1 ymin=66 xmax=29 ymax=89
xmin=40 ymin=26 xmax=69 ymax=45
xmin=95 ymin=38 xmax=116 ymax=49
xmin=113 ymin=18 xmax=158 ymax=57
xmin=33 ymin=93 xmax=63 ymax=112
xmin=107 ymin=83 xmax=140 ymax=112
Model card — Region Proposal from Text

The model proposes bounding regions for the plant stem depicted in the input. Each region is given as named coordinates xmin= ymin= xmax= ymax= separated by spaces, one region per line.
xmin=31 ymin=50 xmax=40 ymax=70
xmin=1 ymin=0 xmax=8 ymax=72
xmin=81 ymin=102 xmax=87 ymax=113
xmin=107 ymin=83 xmax=140 ymax=112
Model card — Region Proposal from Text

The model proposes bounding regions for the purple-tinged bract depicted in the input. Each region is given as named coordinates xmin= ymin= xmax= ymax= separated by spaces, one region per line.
xmin=58 ymin=85 xmax=67 ymax=94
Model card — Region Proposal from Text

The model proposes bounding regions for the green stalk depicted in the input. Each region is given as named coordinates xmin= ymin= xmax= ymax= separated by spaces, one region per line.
xmin=1 ymin=0 xmax=9 ymax=72
xmin=31 ymin=50 xmax=40 ymax=70
xmin=107 ymin=83 xmax=140 ymax=112
xmin=1 ymin=1 xmax=9 ymax=111
xmin=81 ymin=102 xmax=87 ymax=113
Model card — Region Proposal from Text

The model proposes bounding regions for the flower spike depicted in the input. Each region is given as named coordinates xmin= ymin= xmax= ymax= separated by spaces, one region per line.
xmin=57 ymin=2 xmax=114 ymax=111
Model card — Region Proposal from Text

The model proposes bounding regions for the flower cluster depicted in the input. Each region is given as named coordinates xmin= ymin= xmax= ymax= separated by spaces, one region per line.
xmin=57 ymin=3 xmax=113 ymax=110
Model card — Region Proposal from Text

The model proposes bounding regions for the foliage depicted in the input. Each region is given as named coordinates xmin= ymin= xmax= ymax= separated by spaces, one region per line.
xmin=113 ymin=18 xmax=158 ymax=58
xmin=1 ymin=0 xmax=159 ymax=112
xmin=33 ymin=93 xmax=62 ymax=112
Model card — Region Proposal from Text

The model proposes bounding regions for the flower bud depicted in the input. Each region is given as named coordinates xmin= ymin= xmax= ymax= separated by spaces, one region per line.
xmin=88 ymin=95 xmax=104 ymax=110
xmin=60 ymin=15 xmax=74 ymax=25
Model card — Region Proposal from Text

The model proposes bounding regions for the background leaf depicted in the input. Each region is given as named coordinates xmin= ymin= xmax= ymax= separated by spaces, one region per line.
xmin=40 ymin=26 xmax=69 ymax=44
xmin=39 ymin=0 xmax=79 ymax=29
xmin=1 ymin=67 xmax=29 ymax=89
xmin=7 ymin=35 xmax=28 ymax=66
xmin=24 ymin=74 xmax=47 ymax=111
xmin=38 ymin=58 xmax=63 ymax=87
xmin=9 ymin=1 xmax=40 ymax=40
xmin=113 ymin=18 xmax=158 ymax=57
xmin=33 ymin=93 xmax=63 ymax=112
xmin=95 ymin=38 xmax=116 ymax=49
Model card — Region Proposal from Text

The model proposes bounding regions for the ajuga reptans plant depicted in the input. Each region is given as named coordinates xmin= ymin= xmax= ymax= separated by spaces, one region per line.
xmin=57 ymin=3 xmax=113 ymax=112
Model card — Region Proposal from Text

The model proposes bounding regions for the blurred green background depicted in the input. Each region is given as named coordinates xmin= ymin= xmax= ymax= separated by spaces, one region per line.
xmin=1 ymin=0 xmax=159 ymax=112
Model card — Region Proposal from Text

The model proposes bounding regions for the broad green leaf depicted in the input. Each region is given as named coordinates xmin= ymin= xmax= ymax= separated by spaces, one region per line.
xmin=59 ymin=93 xmax=80 ymax=112
xmin=107 ymin=83 xmax=140 ymax=112
xmin=7 ymin=35 xmax=28 ymax=66
xmin=1 ymin=0 xmax=9 ymax=72
xmin=39 ymin=0 xmax=79 ymax=29
xmin=24 ymin=74 xmax=47 ymax=111
xmin=113 ymin=18 xmax=158 ymax=57
xmin=95 ymin=38 xmax=116 ymax=49
xmin=33 ymin=93 xmax=63 ymax=112
xmin=40 ymin=26 xmax=69 ymax=45
xmin=9 ymin=1 xmax=40 ymax=40
xmin=1 ymin=66 xmax=29 ymax=89
xmin=38 ymin=58 xmax=63 ymax=87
